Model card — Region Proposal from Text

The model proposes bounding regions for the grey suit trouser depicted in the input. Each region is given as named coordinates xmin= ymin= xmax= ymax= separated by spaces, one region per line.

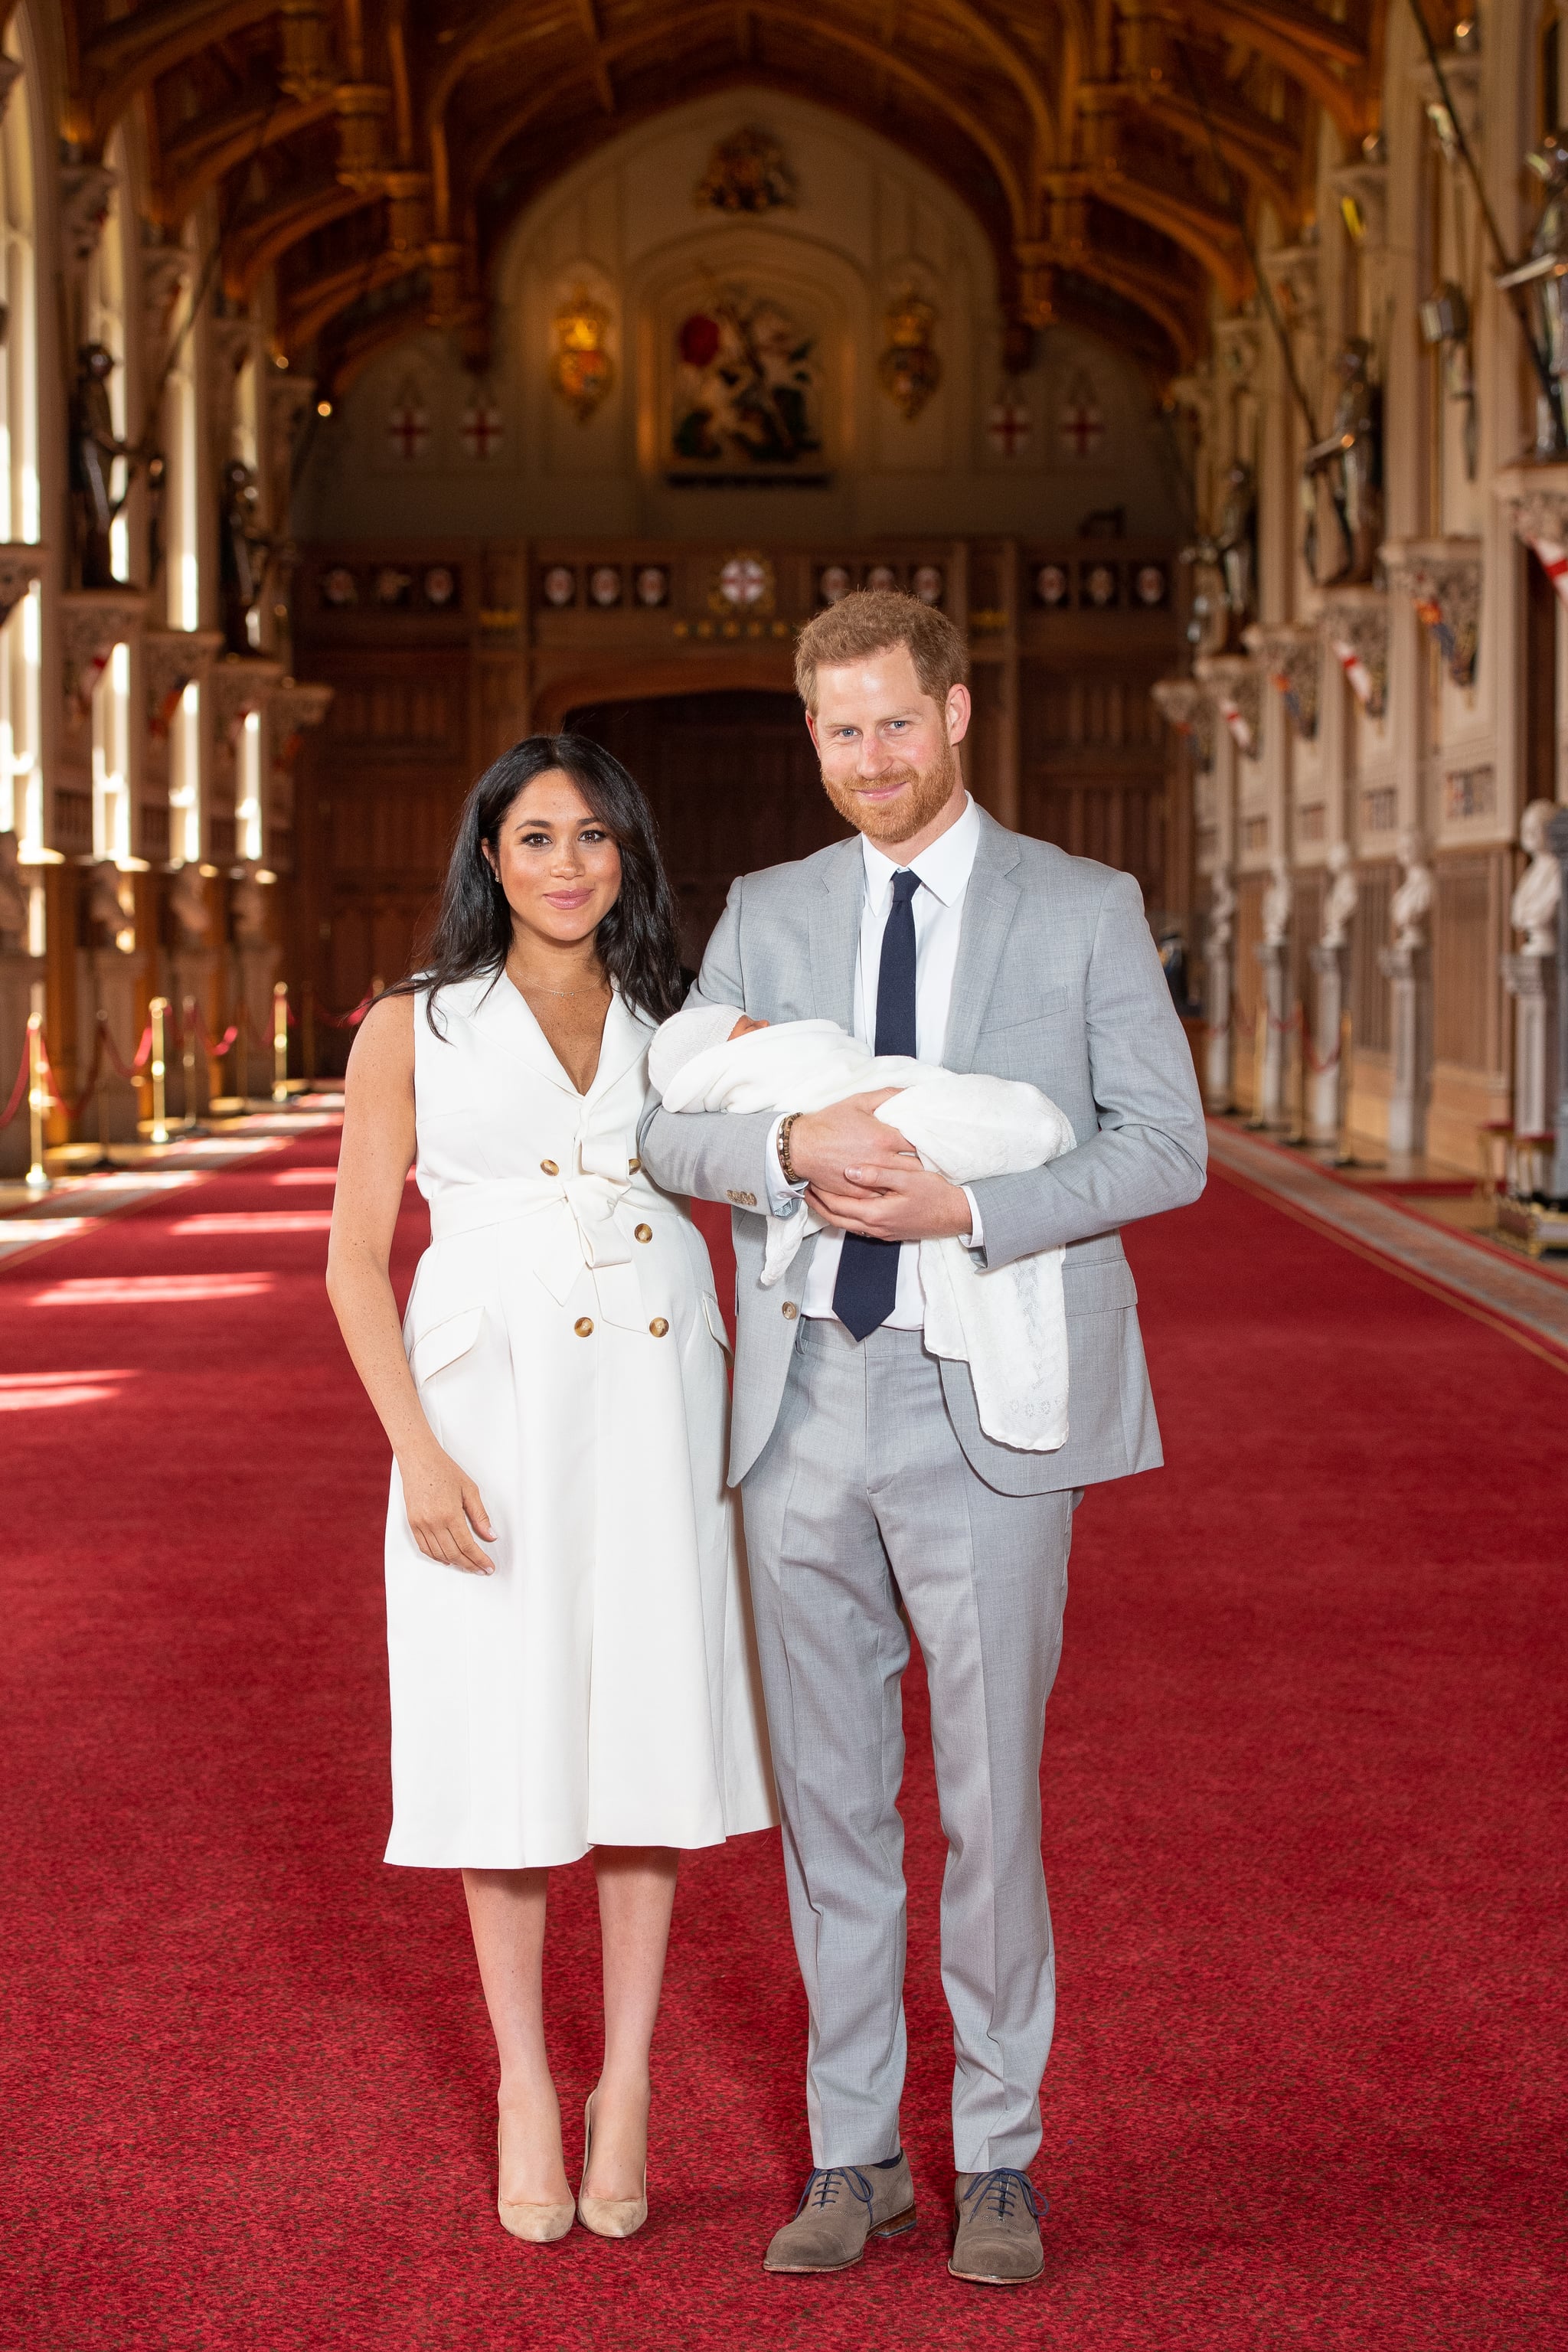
xmin=740 ymin=1317 xmax=1073 ymax=2174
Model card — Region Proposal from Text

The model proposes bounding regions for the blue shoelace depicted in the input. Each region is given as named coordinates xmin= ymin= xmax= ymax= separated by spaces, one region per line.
xmin=792 ymin=2164 xmax=875 ymax=2218
xmin=961 ymin=2167 xmax=1045 ymax=2223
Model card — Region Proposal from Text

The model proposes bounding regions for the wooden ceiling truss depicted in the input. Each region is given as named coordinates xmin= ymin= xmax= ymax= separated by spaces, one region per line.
xmin=60 ymin=0 xmax=1383 ymax=387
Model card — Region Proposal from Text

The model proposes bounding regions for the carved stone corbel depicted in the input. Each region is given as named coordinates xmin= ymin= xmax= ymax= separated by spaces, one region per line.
xmin=208 ymin=656 xmax=284 ymax=747
xmin=1500 ymin=472 xmax=1568 ymax=612
xmin=60 ymin=588 xmax=146 ymax=726
xmin=1243 ymin=621 xmax=1321 ymax=741
xmin=266 ymin=680 xmax=334 ymax=742
xmin=144 ymin=628 xmax=223 ymax=736
xmin=0 ymin=544 xmax=47 ymax=629
xmin=1380 ymin=537 xmax=1480 ymax=688
xmin=60 ymin=163 xmax=116 ymax=265
xmin=1315 ymin=586 xmax=1389 ymax=719
xmin=1194 ymin=653 xmax=1265 ymax=759
xmin=1151 ymin=677 xmax=1216 ymax=769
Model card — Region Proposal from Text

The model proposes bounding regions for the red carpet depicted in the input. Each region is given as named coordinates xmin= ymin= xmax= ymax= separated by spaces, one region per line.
xmin=1 ymin=1138 xmax=1561 ymax=2349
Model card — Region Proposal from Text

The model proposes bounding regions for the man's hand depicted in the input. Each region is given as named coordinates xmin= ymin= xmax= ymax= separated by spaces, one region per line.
xmin=787 ymin=1091 xmax=910 ymax=1191
xmin=810 ymin=1159 xmax=974 ymax=1243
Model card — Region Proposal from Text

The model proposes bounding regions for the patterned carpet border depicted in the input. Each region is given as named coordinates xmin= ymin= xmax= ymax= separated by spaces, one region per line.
xmin=1205 ymin=1122 xmax=1568 ymax=1370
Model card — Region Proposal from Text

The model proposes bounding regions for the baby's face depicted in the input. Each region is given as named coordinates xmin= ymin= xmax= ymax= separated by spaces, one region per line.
xmin=727 ymin=1015 xmax=769 ymax=1040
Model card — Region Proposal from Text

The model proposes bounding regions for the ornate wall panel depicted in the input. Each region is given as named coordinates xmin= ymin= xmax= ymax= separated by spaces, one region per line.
xmin=1351 ymin=865 xmax=1395 ymax=1059
xmin=1432 ymin=850 xmax=1508 ymax=1078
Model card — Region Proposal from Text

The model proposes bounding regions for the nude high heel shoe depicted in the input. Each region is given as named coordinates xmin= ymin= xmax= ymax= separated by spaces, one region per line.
xmin=577 ymin=2092 xmax=648 ymax=2239
xmin=495 ymin=2119 xmax=576 ymax=2244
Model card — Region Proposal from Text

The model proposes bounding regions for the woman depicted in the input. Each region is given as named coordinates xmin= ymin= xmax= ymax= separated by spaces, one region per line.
xmin=327 ymin=735 xmax=775 ymax=2246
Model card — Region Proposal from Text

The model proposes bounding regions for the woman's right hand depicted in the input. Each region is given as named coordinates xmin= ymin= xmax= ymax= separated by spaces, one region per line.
xmin=399 ymin=1443 xmax=497 ymax=1574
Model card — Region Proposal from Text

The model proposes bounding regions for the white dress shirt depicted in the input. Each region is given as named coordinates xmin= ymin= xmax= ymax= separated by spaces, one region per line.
xmin=766 ymin=793 xmax=983 ymax=1326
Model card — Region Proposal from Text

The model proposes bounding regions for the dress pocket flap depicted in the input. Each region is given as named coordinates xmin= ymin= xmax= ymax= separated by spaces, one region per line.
xmin=1062 ymin=1258 xmax=1138 ymax=1314
xmin=701 ymin=1293 xmax=733 ymax=1353
xmin=409 ymin=1305 xmax=484 ymax=1382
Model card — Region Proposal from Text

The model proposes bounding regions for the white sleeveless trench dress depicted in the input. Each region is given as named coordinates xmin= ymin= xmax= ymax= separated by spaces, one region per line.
xmin=383 ymin=972 xmax=776 ymax=1868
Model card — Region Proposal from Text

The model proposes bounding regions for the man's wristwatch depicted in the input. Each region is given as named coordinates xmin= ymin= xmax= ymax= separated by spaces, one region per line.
xmin=777 ymin=1111 xmax=805 ymax=1187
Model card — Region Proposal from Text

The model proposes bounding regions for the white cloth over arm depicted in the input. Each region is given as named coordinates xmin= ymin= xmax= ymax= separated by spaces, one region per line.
xmin=652 ymin=1008 xmax=1077 ymax=1452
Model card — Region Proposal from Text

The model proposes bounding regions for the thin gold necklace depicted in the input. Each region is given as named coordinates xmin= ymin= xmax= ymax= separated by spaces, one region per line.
xmin=514 ymin=972 xmax=609 ymax=1001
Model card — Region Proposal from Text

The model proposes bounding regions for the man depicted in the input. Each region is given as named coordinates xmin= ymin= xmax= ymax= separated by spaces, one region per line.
xmin=640 ymin=591 xmax=1206 ymax=2287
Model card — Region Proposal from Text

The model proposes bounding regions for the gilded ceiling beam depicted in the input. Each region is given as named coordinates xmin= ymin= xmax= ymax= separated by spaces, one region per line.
xmin=1084 ymin=165 xmax=1250 ymax=304
xmin=279 ymin=250 xmax=415 ymax=354
xmin=1180 ymin=0 xmax=1364 ymax=134
xmin=573 ymin=0 xmax=617 ymax=114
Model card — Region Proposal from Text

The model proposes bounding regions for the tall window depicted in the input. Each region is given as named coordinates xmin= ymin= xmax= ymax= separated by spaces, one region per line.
xmin=83 ymin=131 xmax=135 ymax=865
xmin=165 ymin=221 xmax=204 ymax=860
xmin=0 ymin=15 xmax=40 ymax=855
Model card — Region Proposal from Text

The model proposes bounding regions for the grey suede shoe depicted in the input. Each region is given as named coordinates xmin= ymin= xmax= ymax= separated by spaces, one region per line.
xmin=763 ymin=2156 xmax=916 ymax=2274
xmin=949 ymin=2167 xmax=1045 ymax=2285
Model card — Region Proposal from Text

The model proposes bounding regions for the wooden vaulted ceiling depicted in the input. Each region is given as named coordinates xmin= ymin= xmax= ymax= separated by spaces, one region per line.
xmin=62 ymin=0 xmax=1387 ymax=386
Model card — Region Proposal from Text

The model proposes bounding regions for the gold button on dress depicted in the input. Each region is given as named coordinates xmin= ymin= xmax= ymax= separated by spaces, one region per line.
xmin=649 ymin=1318 xmax=669 ymax=1337
xmin=541 ymin=1158 xmax=559 ymax=1176
xmin=635 ymin=1223 xmax=652 ymax=1243
xmin=574 ymin=1316 xmax=594 ymax=1337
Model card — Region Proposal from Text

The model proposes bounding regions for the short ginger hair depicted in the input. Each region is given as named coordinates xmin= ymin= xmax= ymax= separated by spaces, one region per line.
xmin=793 ymin=589 xmax=970 ymax=715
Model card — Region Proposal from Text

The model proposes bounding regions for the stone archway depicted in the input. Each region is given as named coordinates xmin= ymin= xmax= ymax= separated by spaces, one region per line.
xmin=564 ymin=686 xmax=846 ymax=969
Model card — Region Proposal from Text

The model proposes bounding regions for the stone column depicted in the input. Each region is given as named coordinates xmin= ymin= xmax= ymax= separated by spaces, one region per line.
xmin=1308 ymin=942 xmax=1347 ymax=1144
xmin=1550 ymin=806 xmax=1568 ymax=1200
xmin=1204 ymin=933 xmax=1233 ymax=1110
xmin=1377 ymin=943 xmax=1431 ymax=1158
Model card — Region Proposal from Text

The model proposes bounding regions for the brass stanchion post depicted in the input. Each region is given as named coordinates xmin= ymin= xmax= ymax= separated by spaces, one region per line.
xmin=181 ymin=994 xmax=201 ymax=1132
xmin=272 ymin=982 xmax=289 ymax=1102
xmin=148 ymin=995 xmax=171 ymax=1145
xmin=25 ymin=1007 xmax=51 ymax=1193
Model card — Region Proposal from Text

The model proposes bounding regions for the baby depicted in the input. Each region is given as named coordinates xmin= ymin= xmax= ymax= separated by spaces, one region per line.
xmin=648 ymin=1002 xmax=1077 ymax=1452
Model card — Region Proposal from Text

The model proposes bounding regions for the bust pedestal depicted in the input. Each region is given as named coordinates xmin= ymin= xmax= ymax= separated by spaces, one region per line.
xmin=1501 ymin=952 xmax=1557 ymax=1151
xmin=0 ymin=949 xmax=44 ymax=1178
xmin=1204 ymin=941 xmax=1232 ymax=1110
xmin=1254 ymin=939 xmax=1290 ymax=1125
xmin=77 ymin=947 xmax=147 ymax=1143
xmin=1377 ymin=942 xmax=1431 ymax=1158
xmin=1308 ymin=942 xmax=1347 ymax=1145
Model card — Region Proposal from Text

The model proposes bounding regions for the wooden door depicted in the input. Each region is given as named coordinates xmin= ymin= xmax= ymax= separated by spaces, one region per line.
xmin=565 ymin=691 xmax=848 ymax=969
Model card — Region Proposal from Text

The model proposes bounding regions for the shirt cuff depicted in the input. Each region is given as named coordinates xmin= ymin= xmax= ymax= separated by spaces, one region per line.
xmin=765 ymin=1115 xmax=808 ymax=1219
xmin=961 ymin=1184 xmax=984 ymax=1251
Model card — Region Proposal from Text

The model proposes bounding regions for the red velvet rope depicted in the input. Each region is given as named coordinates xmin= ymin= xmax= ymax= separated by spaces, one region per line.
xmin=310 ymin=988 xmax=373 ymax=1030
xmin=0 ymin=1028 xmax=29 ymax=1129
xmin=99 ymin=1012 xmax=154 ymax=1083
xmin=37 ymin=1030 xmax=104 ymax=1122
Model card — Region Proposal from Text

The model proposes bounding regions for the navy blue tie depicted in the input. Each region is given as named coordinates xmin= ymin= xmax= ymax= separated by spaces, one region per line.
xmin=832 ymin=868 xmax=920 ymax=1340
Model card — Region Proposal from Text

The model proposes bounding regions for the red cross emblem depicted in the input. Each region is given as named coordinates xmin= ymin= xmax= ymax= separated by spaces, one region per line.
xmin=987 ymin=399 xmax=1031 ymax=457
xmin=387 ymin=401 xmax=429 ymax=461
xmin=461 ymin=400 xmax=502 ymax=461
xmin=1060 ymin=400 xmax=1103 ymax=459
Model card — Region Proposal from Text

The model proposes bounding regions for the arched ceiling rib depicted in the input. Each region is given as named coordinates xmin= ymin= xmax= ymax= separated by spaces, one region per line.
xmin=62 ymin=0 xmax=1383 ymax=384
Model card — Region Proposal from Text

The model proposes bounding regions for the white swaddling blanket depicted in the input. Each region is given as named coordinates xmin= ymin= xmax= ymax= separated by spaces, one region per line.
xmin=649 ymin=1008 xmax=1077 ymax=1452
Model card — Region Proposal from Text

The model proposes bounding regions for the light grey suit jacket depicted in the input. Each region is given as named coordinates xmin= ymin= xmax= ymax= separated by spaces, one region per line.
xmin=639 ymin=808 xmax=1207 ymax=1492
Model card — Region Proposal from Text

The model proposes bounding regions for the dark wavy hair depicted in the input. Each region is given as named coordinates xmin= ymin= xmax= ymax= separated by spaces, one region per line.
xmin=392 ymin=733 xmax=684 ymax=1031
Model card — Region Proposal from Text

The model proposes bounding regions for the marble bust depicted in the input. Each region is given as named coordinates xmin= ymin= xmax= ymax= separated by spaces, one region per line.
xmin=1261 ymin=854 xmax=1292 ymax=947
xmin=1511 ymin=798 xmax=1562 ymax=956
xmin=1390 ymin=830 xmax=1433 ymax=952
xmin=1320 ymin=841 xmax=1359 ymax=950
